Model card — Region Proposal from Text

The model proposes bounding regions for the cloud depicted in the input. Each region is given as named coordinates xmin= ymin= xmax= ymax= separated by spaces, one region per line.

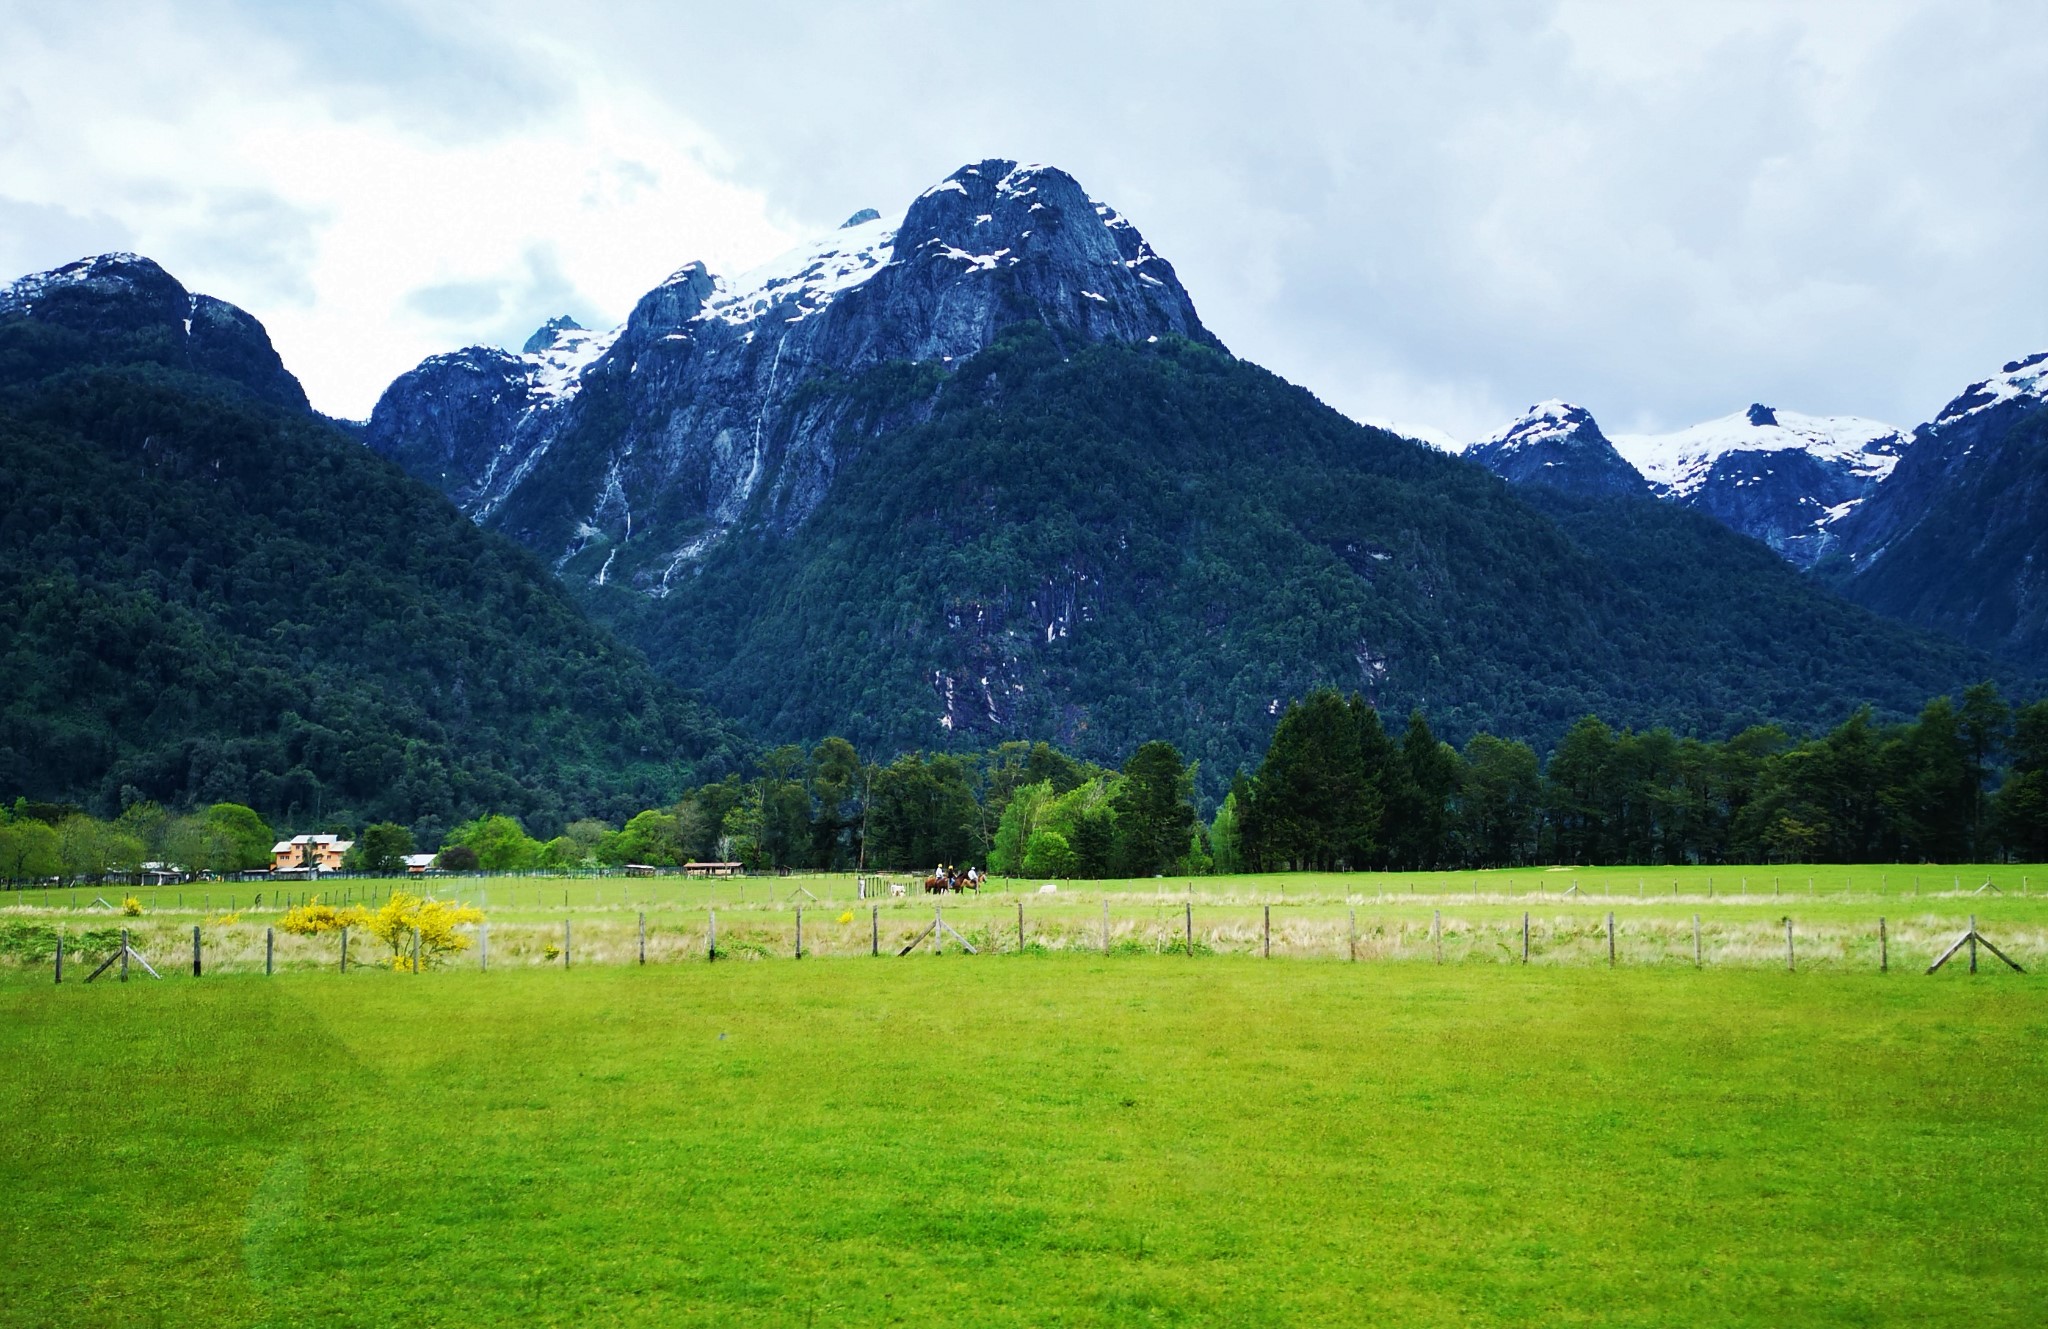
xmin=0 ymin=195 xmax=135 ymax=279
xmin=0 ymin=0 xmax=796 ymax=416
xmin=1 ymin=0 xmax=2045 ymax=439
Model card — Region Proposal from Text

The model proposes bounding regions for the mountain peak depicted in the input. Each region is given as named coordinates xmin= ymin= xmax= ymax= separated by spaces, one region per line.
xmin=521 ymin=315 xmax=585 ymax=354
xmin=368 ymin=158 xmax=1222 ymax=593
xmin=1746 ymin=403 xmax=1778 ymax=427
xmin=1467 ymin=401 xmax=1648 ymax=499
xmin=1932 ymin=349 xmax=2048 ymax=426
xmin=0 ymin=252 xmax=308 ymax=412
xmin=1477 ymin=399 xmax=1607 ymax=451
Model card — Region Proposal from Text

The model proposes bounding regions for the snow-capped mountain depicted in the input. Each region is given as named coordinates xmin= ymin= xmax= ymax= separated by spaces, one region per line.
xmin=1462 ymin=396 xmax=1908 ymax=567
xmin=0 ymin=252 xmax=308 ymax=412
xmin=1826 ymin=350 xmax=2048 ymax=658
xmin=1609 ymin=404 xmax=1907 ymax=566
xmin=1462 ymin=400 xmax=1650 ymax=499
xmin=365 ymin=159 xmax=1216 ymax=592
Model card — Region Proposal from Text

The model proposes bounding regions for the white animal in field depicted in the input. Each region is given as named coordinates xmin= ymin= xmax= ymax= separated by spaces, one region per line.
xmin=889 ymin=881 xmax=906 ymax=898
xmin=1039 ymin=883 xmax=1058 ymax=893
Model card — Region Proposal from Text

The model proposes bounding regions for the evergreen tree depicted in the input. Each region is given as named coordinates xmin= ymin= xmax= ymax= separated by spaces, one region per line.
xmin=1245 ymin=690 xmax=1380 ymax=870
xmin=1111 ymin=740 xmax=1197 ymax=876
xmin=1994 ymin=699 xmax=2048 ymax=859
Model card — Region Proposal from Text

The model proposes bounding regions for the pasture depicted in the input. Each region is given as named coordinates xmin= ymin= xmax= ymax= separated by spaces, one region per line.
xmin=2 ymin=868 xmax=2044 ymax=1325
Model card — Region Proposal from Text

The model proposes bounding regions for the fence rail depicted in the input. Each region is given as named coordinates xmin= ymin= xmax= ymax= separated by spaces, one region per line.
xmin=11 ymin=899 xmax=2042 ymax=981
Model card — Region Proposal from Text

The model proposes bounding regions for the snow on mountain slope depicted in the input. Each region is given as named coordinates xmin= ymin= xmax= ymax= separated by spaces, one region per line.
xmin=1596 ymin=404 xmax=1907 ymax=567
xmin=1610 ymin=403 xmax=1906 ymax=501
xmin=702 ymin=210 xmax=897 ymax=331
xmin=524 ymin=319 xmax=621 ymax=405
xmin=1925 ymin=350 xmax=2048 ymax=426
xmin=1463 ymin=400 xmax=1651 ymax=498
xmin=367 ymin=159 xmax=1218 ymax=594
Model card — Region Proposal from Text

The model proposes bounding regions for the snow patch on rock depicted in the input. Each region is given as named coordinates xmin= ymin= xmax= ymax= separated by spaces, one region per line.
xmin=1611 ymin=406 xmax=1905 ymax=500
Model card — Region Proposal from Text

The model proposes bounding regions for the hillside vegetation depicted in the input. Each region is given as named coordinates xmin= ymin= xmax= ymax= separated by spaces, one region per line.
xmin=610 ymin=326 xmax=2008 ymax=787
xmin=0 ymin=316 xmax=745 ymax=832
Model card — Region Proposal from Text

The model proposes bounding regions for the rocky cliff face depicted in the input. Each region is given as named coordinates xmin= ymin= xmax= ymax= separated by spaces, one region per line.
xmin=1826 ymin=352 xmax=2048 ymax=658
xmin=0 ymin=253 xmax=309 ymax=412
xmin=365 ymin=160 xmax=1219 ymax=592
xmin=1462 ymin=401 xmax=1650 ymax=498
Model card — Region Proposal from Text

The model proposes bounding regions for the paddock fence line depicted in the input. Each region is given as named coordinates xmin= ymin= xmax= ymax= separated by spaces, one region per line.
xmin=10 ymin=901 xmax=2041 ymax=980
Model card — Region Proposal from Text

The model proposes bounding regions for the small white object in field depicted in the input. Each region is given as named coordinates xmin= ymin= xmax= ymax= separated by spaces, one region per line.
xmin=1039 ymin=884 xmax=1058 ymax=893
xmin=889 ymin=881 xmax=906 ymax=897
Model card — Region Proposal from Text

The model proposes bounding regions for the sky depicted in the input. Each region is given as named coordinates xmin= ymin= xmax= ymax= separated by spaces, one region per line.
xmin=2 ymin=0 xmax=2045 ymax=441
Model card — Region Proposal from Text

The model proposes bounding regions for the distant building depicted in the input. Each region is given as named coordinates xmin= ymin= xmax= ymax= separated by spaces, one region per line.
xmin=402 ymin=853 xmax=438 ymax=874
xmin=271 ymin=834 xmax=354 ymax=873
xmin=684 ymin=861 xmax=744 ymax=878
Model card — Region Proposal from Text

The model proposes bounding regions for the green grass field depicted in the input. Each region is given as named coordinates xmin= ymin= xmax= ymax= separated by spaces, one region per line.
xmin=3 ymin=869 xmax=2045 ymax=1325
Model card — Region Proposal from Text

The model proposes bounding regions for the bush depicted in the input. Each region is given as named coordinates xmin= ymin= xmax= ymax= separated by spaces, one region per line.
xmin=435 ymin=845 xmax=479 ymax=872
xmin=366 ymin=891 xmax=484 ymax=970
xmin=278 ymin=899 xmax=369 ymax=936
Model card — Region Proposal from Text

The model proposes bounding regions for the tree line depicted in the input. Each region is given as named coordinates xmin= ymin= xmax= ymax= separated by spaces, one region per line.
xmin=8 ymin=682 xmax=2046 ymax=883
xmin=1227 ymin=683 xmax=2048 ymax=870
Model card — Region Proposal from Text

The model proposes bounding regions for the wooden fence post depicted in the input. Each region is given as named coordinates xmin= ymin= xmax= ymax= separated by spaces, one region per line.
xmin=1433 ymin=909 xmax=1442 ymax=964
xmin=1020 ymin=901 xmax=1027 ymax=954
xmin=870 ymin=906 xmax=878 ymax=957
xmin=1879 ymin=917 xmax=1887 ymax=973
xmin=411 ymin=927 xmax=420 ymax=973
xmin=1969 ymin=914 xmax=1978 ymax=974
xmin=478 ymin=922 xmax=486 ymax=972
xmin=1348 ymin=907 xmax=1357 ymax=962
xmin=192 ymin=924 xmax=201 ymax=977
xmin=120 ymin=928 xmax=129 ymax=982
xmin=708 ymin=909 xmax=717 ymax=961
xmin=266 ymin=927 xmax=274 ymax=976
xmin=1263 ymin=904 xmax=1271 ymax=958
xmin=1102 ymin=899 xmax=1110 ymax=955
xmin=53 ymin=935 xmax=61 ymax=985
xmin=563 ymin=919 xmax=571 ymax=969
xmin=1785 ymin=917 xmax=1795 ymax=972
xmin=340 ymin=925 xmax=348 ymax=973
xmin=1692 ymin=914 xmax=1701 ymax=968
xmin=1607 ymin=912 xmax=1616 ymax=967
xmin=1522 ymin=911 xmax=1529 ymax=964
xmin=795 ymin=905 xmax=803 ymax=960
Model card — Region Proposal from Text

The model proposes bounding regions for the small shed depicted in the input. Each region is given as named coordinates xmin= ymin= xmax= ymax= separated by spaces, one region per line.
xmin=684 ymin=861 xmax=743 ymax=878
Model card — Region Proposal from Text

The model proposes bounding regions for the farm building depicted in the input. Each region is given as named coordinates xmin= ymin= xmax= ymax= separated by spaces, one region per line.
xmin=271 ymin=834 xmax=354 ymax=873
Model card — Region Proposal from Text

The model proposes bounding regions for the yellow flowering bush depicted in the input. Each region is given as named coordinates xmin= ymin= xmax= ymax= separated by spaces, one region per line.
xmin=366 ymin=891 xmax=484 ymax=970
xmin=121 ymin=896 xmax=143 ymax=916
xmin=208 ymin=911 xmax=241 ymax=927
xmin=278 ymin=898 xmax=370 ymax=936
xmin=838 ymin=911 xmax=855 ymax=925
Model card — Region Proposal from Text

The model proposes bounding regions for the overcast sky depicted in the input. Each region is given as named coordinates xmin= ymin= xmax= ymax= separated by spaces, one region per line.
xmin=3 ymin=0 xmax=2045 ymax=440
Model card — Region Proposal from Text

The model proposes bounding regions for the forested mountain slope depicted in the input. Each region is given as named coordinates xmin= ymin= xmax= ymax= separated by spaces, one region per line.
xmin=0 ymin=255 xmax=745 ymax=830
xmin=602 ymin=324 xmax=2003 ymax=785
xmin=1824 ymin=352 xmax=2048 ymax=660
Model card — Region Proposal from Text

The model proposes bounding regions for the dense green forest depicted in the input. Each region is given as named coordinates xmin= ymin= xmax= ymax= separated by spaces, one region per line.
xmin=610 ymin=325 xmax=2013 ymax=793
xmin=0 ymin=314 xmax=746 ymax=835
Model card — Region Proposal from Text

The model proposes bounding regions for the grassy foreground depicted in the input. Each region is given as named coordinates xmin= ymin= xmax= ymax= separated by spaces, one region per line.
xmin=2 ymin=960 xmax=2043 ymax=1325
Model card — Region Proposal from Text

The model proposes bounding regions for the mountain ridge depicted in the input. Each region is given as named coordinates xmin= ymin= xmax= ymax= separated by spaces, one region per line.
xmin=0 ymin=254 xmax=747 ymax=827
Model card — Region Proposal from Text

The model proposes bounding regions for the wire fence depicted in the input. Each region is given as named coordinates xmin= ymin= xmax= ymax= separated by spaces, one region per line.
xmin=7 ymin=898 xmax=2040 ymax=980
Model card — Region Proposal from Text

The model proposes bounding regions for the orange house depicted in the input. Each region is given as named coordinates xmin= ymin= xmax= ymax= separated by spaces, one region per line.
xmin=271 ymin=834 xmax=354 ymax=873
